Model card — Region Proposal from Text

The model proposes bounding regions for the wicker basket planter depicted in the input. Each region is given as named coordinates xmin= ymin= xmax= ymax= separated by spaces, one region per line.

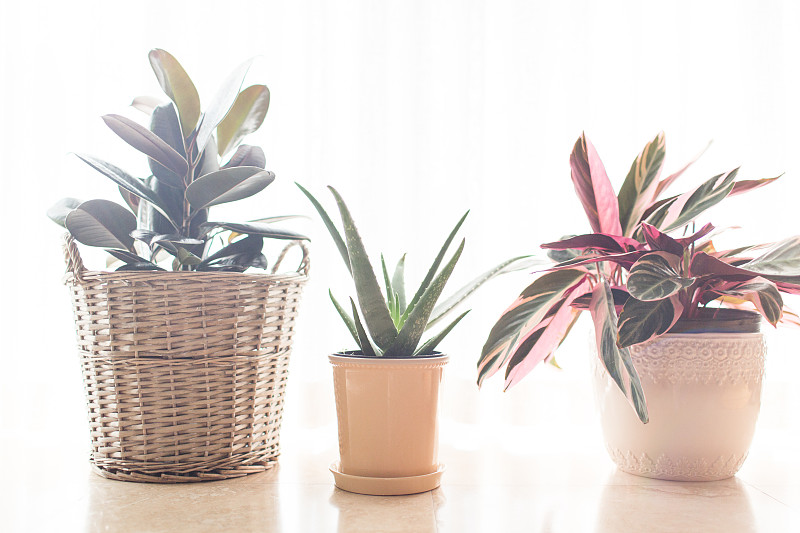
xmin=62 ymin=235 xmax=309 ymax=483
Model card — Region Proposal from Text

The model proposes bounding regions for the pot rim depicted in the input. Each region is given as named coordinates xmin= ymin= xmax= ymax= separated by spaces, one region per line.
xmin=329 ymin=351 xmax=449 ymax=366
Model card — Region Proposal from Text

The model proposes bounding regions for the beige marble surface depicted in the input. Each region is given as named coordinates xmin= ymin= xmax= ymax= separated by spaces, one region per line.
xmin=3 ymin=322 xmax=800 ymax=532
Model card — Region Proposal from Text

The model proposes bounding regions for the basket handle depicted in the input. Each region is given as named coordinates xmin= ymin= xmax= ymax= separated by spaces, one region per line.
xmin=271 ymin=240 xmax=311 ymax=276
xmin=63 ymin=233 xmax=86 ymax=282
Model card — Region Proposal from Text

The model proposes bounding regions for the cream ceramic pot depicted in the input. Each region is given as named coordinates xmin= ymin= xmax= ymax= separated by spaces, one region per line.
xmin=592 ymin=329 xmax=766 ymax=481
xmin=329 ymin=353 xmax=447 ymax=483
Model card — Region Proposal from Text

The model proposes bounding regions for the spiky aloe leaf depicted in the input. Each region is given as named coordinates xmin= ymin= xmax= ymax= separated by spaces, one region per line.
xmin=383 ymin=240 xmax=464 ymax=357
xmin=328 ymin=186 xmax=397 ymax=350
xmin=414 ymin=310 xmax=470 ymax=356
xmin=427 ymin=255 xmax=540 ymax=330
xmin=381 ymin=254 xmax=397 ymax=323
xmin=329 ymin=290 xmax=360 ymax=349
xmin=296 ymin=183 xmax=351 ymax=273
xmin=392 ymin=254 xmax=407 ymax=314
xmin=590 ymin=280 xmax=649 ymax=424
xmin=617 ymin=132 xmax=666 ymax=237
xmin=350 ymin=298 xmax=378 ymax=356
xmin=399 ymin=211 xmax=469 ymax=327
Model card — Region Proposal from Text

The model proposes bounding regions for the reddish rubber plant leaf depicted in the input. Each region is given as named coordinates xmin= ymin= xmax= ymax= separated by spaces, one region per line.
xmin=570 ymin=134 xmax=622 ymax=235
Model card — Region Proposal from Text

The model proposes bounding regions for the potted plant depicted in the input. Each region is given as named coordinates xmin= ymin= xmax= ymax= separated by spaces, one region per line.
xmin=298 ymin=184 xmax=535 ymax=495
xmin=49 ymin=49 xmax=310 ymax=483
xmin=478 ymin=132 xmax=800 ymax=480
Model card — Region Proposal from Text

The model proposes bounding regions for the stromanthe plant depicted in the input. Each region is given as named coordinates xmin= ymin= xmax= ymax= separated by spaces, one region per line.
xmin=478 ymin=132 xmax=800 ymax=423
xmin=298 ymin=184 xmax=538 ymax=357
xmin=48 ymin=49 xmax=307 ymax=272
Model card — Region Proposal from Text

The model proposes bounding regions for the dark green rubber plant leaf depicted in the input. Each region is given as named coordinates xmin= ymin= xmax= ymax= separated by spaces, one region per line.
xmin=47 ymin=197 xmax=82 ymax=227
xmin=148 ymin=49 xmax=201 ymax=137
xmin=296 ymin=183 xmax=351 ymax=273
xmin=328 ymin=186 xmax=397 ymax=350
xmin=74 ymin=153 xmax=179 ymax=230
xmin=224 ymin=145 xmax=266 ymax=169
xmin=65 ymin=200 xmax=137 ymax=251
xmin=617 ymin=294 xmax=684 ymax=348
xmin=106 ymin=249 xmax=162 ymax=270
xmin=198 ymin=221 xmax=308 ymax=241
xmin=217 ymin=85 xmax=270 ymax=156
xmin=627 ymin=251 xmax=694 ymax=301
xmin=147 ymin=103 xmax=187 ymax=187
xmin=617 ymin=132 xmax=666 ymax=237
xmin=102 ymin=114 xmax=188 ymax=178
xmin=186 ymin=167 xmax=274 ymax=209
xmin=197 ymin=234 xmax=262 ymax=270
xmin=589 ymin=279 xmax=649 ymax=424
xmin=194 ymin=57 xmax=254 ymax=157
xmin=383 ymin=239 xmax=465 ymax=357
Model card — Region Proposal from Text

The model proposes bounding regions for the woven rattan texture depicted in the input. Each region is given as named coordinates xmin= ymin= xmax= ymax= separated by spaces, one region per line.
xmin=62 ymin=235 xmax=308 ymax=483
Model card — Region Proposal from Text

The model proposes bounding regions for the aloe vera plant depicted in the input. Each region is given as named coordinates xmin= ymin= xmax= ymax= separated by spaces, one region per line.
xmin=298 ymin=184 xmax=536 ymax=357
xmin=47 ymin=49 xmax=307 ymax=272
xmin=478 ymin=132 xmax=800 ymax=423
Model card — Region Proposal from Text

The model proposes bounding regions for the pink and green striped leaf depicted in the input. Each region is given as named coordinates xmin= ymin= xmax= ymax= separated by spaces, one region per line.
xmin=729 ymin=175 xmax=782 ymax=197
xmin=590 ymin=280 xmax=648 ymax=423
xmin=617 ymin=132 xmax=666 ymax=237
xmin=504 ymin=278 xmax=589 ymax=389
xmin=627 ymin=251 xmax=694 ymax=301
xmin=541 ymin=233 xmax=642 ymax=254
xmin=710 ymin=278 xmax=783 ymax=326
xmin=570 ymin=134 xmax=622 ymax=235
xmin=617 ymin=294 xmax=684 ymax=348
xmin=477 ymin=269 xmax=585 ymax=386
xmin=640 ymin=223 xmax=684 ymax=256
xmin=646 ymin=169 xmax=738 ymax=233
xmin=653 ymin=140 xmax=712 ymax=199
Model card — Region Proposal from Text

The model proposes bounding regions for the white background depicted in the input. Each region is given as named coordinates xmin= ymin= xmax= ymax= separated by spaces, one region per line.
xmin=2 ymin=0 xmax=799 ymax=484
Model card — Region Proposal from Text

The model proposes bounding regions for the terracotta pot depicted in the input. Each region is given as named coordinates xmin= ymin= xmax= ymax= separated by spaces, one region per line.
xmin=328 ymin=352 xmax=448 ymax=495
xmin=592 ymin=309 xmax=766 ymax=481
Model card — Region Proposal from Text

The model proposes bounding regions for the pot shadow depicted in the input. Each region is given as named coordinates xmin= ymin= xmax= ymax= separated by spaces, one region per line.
xmin=329 ymin=486 xmax=437 ymax=533
xmin=593 ymin=470 xmax=757 ymax=533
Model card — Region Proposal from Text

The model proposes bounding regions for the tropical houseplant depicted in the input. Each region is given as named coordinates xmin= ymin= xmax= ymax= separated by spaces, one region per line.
xmin=478 ymin=132 xmax=800 ymax=480
xmin=50 ymin=49 xmax=310 ymax=483
xmin=298 ymin=184 xmax=534 ymax=494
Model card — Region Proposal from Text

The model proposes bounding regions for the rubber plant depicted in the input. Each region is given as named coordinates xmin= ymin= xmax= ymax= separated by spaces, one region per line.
xmin=478 ymin=132 xmax=800 ymax=423
xmin=48 ymin=49 xmax=307 ymax=272
xmin=298 ymin=184 xmax=537 ymax=356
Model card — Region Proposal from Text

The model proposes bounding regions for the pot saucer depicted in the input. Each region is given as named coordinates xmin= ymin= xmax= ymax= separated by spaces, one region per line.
xmin=329 ymin=462 xmax=445 ymax=495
